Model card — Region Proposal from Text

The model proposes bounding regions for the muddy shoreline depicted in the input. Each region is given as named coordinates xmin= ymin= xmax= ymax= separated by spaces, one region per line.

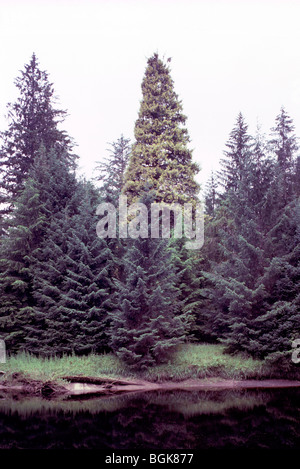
xmin=1 ymin=376 xmax=300 ymax=398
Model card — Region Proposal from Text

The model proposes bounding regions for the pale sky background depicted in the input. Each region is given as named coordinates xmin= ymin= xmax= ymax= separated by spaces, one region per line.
xmin=1 ymin=0 xmax=300 ymax=193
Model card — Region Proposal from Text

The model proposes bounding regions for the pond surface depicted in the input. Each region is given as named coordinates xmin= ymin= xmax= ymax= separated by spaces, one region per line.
xmin=0 ymin=388 xmax=299 ymax=449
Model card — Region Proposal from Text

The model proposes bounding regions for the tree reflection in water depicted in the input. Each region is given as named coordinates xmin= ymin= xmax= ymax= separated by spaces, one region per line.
xmin=0 ymin=389 xmax=299 ymax=449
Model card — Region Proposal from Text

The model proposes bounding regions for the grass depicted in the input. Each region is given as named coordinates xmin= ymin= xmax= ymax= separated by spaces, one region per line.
xmin=141 ymin=343 xmax=267 ymax=382
xmin=0 ymin=351 xmax=131 ymax=385
xmin=0 ymin=343 xmax=279 ymax=386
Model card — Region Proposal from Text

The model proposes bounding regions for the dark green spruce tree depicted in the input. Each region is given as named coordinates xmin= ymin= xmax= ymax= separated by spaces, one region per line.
xmin=247 ymin=201 xmax=300 ymax=366
xmin=243 ymin=109 xmax=300 ymax=367
xmin=218 ymin=112 xmax=252 ymax=192
xmin=0 ymin=54 xmax=78 ymax=353
xmin=94 ymin=135 xmax=133 ymax=287
xmin=204 ymin=170 xmax=218 ymax=217
xmin=0 ymin=145 xmax=78 ymax=352
xmin=28 ymin=180 xmax=115 ymax=355
xmin=202 ymin=110 xmax=300 ymax=372
xmin=269 ymin=107 xmax=298 ymax=205
xmin=169 ymin=236 xmax=206 ymax=340
xmin=0 ymin=53 xmax=75 ymax=212
xmin=0 ymin=175 xmax=46 ymax=352
xmin=109 ymin=191 xmax=188 ymax=370
xmin=202 ymin=114 xmax=267 ymax=347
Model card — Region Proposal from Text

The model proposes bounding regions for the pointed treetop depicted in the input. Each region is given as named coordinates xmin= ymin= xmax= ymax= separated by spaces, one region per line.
xmin=123 ymin=53 xmax=200 ymax=205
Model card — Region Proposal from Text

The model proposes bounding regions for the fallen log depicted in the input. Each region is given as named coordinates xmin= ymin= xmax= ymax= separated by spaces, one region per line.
xmin=61 ymin=375 xmax=144 ymax=386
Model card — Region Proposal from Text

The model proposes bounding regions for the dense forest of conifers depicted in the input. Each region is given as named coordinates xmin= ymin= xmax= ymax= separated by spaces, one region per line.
xmin=0 ymin=53 xmax=299 ymax=370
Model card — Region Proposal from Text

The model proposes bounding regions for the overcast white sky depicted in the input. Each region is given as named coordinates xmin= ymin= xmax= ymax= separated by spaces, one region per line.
xmin=1 ymin=0 xmax=300 ymax=191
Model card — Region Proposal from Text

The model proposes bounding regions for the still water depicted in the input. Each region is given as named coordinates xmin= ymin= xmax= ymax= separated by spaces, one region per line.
xmin=0 ymin=388 xmax=299 ymax=449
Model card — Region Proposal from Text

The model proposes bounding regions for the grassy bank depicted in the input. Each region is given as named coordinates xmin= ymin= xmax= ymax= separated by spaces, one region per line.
xmin=1 ymin=343 xmax=295 ymax=387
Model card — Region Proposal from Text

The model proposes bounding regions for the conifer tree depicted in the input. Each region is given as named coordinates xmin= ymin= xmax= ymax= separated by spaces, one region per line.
xmin=268 ymin=107 xmax=298 ymax=207
xmin=202 ymin=110 xmax=300 ymax=367
xmin=218 ymin=113 xmax=252 ymax=192
xmin=270 ymin=107 xmax=297 ymax=173
xmin=109 ymin=191 xmax=187 ymax=370
xmin=0 ymin=53 xmax=76 ymax=211
xmin=123 ymin=53 xmax=200 ymax=205
xmin=202 ymin=115 xmax=267 ymax=345
xmin=169 ymin=236 xmax=206 ymax=340
xmin=94 ymin=135 xmax=131 ymax=204
xmin=204 ymin=171 xmax=218 ymax=217
xmin=121 ymin=54 xmax=201 ymax=347
xmin=0 ymin=176 xmax=46 ymax=351
xmin=294 ymin=156 xmax=300 ymax=197
xmin=250 ymin=127 xmax=274 ymax=224
xmin=93 ymin=135 xmax=132 ymax=285
xmin=0 ymin=146 xmax=78 ymax=352
xmin=239 ymin=200 xmax=300 ymax=365
xmin=242 ymin=110 xmax=300 ymax=365
xmin=28 ymin=181 xmax=115 ymax=355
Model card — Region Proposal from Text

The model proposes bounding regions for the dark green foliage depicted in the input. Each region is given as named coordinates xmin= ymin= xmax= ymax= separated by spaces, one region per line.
xmin=218 ymin=113 xmax=252 ymax=192
xmin=0 ymin=55 xmax=117 ymax=357
xmin=204 ymin=170 xmax=218 ymax=217
xmin=201 ymin=110 xmax=300 ymax=368
xmin=270 ymin=107 xmax=298 ymax=175
xmin=123 ymin=53 xmax=199 ymax=205
xmin=0 ymin=142 xmax=115 ymax=355
xmin=94 ymin=135 xmax=131 ymax=284
xmin=110 ymin=191 xmax=187 ymax=370
xmin=0 ymin=54 xmax=76 ymax=209
xmin=294 ymin=156 xmax=300 ymax=196
xmin=250 ymin=201 xmax=300 ymax=361
xmin=0 ymin=146 xmax=78 ymax=352
xmin=0 ymin=176 xmax=46 ymax=352
xmin=28 ymin=181 xmax=115 ymax=355
xmin=169 ymin=237 xmax=206 ymax=340
xmin=201 ymin=115 xmax=265 ymax=338
xmin=1 ymin=52 xmax=299 ymax=375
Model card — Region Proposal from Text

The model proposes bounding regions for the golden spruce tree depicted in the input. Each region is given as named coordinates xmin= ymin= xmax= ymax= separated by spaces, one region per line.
xmin=123 ymin=53 xmax=200 ymax=205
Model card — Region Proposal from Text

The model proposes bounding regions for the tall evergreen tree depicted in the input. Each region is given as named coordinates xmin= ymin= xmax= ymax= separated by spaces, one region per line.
xmin=0 ymin=176 xmax=46 ymax=352
xmin=242 ymin=110 xmax=300 ymax=366
xmin=202 ymin=115 xmax=267 ymax=347
xmin=248 ymin=200 xmax=300 ymax=365
xmin=270 ymin=108 xmax=298 ymax=172
xmin=0 ymin=145 xmax=78 ymax=352
xmin=268 ymin=107 xmax=298 ymax=206
xmin=169 ymin=236 xmax=206 ymax=340
xmin=121 ymin=55 xmax=201 ymax=348
xmin=294 ymin=155 xmax=300 ymax=197
xmin=202 ymin=110 xmax=300 ymax=370
xmin=123 ymin=53 xmax=200 ymax=205
xmin=218 ymin=113 xmax=252 ymax=192
xmin=0 ymin=53 xmax=76 ymax=211
xmin=109 ymin=191 xmax=187 ymax=370
xmin=250 ymin=127 xmax=274 ymax=224
xmin=27 ymin=181 xmax=115 ymax=355
xmin=94 ymin=135 xmax=132 ymax=285
xmin=204 ymin=170 xmax=218 ymax=217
